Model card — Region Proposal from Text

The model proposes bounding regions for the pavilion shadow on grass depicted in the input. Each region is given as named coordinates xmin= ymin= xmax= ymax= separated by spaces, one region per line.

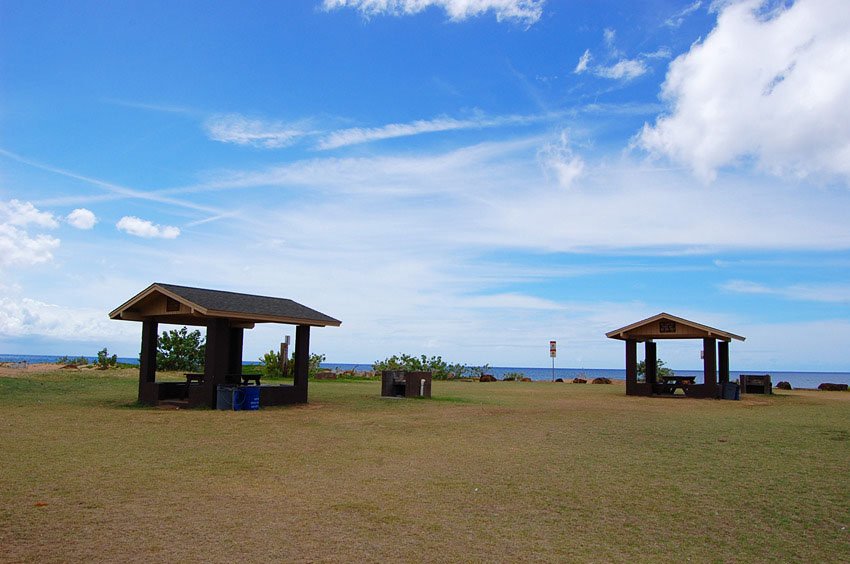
xmin=606 ymin=313 xmax=745 ymax=399
xmin=110 ymin=283 xmax=341 ymax=408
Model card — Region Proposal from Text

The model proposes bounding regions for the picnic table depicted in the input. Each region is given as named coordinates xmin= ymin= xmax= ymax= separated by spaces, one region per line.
xmin=654 ymin=375 xmax=696 ymax=395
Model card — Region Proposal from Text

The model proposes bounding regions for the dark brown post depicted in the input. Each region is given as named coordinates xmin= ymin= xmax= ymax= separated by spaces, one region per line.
xmin=718 ymin=341 xmax=729 ymax=384
xmin=625 ymin=339 xmax=638 ymax=395
xmin=645 ymin=341 xmax=657 ymax=384
xmin=294 ymin=324 xmax=310 ymax=402
xmin=138 ymin=319 xmax=158 ymax=405
xmin=202 ymin=318 xmax=231 ymax=407
xmin=228 ymin=328 xmax=244 ymax=377
xmin=703 ymin=338 xmax=717 ymax=397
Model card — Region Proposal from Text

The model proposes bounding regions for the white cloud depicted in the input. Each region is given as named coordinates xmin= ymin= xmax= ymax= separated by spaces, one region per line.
xmin=0 ymin=225 xmax=60 ymax=268
xmin=574 ymin=49 xmax=592 ymax=74
xmin=664 ymin=0 xmax=702 ymax=28
xmin=66 ymin=208 xmax=97 ymax=230
xmin=0 ymin=200 xmax=60 ymax=268
xmin=116 ymin=216 xmax=180 ymax=239
xmin=317 ymin=113 xmax=541 ymax=150
xmin=603 ymin=27 xmax=616 ymax=48
xmin=538 ymin=130 xmax=584 ymax=189
xmin=0 ymin=296 xmax=136 ymax=342
xmin=721 ymin=280 xmax=850 ymax=303
xmin=638 ymin=0 xmax=850 ymax=182
xmin=595 ymin=58 xmax=648 ymax=80
xmin=642 ymin=47 xmax=672 ymax=59
xmin=1 ymin=199 xmax=58 ymax=228
xmin=204 ymin=114 xmax=305 ymax=149
xmin=321 ymin=0 xmax=545 ymax=26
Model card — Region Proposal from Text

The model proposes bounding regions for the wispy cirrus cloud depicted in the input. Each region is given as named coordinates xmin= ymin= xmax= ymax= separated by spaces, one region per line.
xmin=594 ymin=59 xmax=648 ymax=80
xmin=317 ymin=113 xmax=544 ymax=150
xmin=573 ymin=28 xmax=654 ymax=81
xmin=321 ymin=0 xmax=546 ymax=26
xmin=116 ymin=216 xmax=180 ymax=239
xmin=204 ymin=114 xmax=307 ymax=149
xmin=664 ymin=0 xmax=702 ymax=28
xmin=574 ymin=49 xmax=592 ymax=74
xmin=721 ymin=280 xmax=850 ymax=304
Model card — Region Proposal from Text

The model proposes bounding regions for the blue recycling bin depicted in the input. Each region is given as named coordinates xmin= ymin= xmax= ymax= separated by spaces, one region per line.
xmin=237 ymin=386 xmax=260 ymax=411
xmin=217 ymin=385 xmax=260 ymax=410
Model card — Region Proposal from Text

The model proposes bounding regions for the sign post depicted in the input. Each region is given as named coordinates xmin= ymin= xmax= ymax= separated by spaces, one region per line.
xmin=550 ymin=340 xmax=557 ymax=381
xmin=280 ymin=335 xmax=291 ymax=375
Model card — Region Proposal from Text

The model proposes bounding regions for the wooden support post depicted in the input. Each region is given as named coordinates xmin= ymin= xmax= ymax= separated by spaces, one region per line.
xmin=138 ymin=320 xmax=158 ymax=405
xmin=228 ymin=328 xmax=244 ymax=377
xmin=645 ymin=341 xmax=658 ymax=384
xmin=625 ymin=339 xmax=638 ymax=395
xmin=703 ymin=338 xmax=717 ymax=396
xmin=202 ymin=318 xmax=231 ymax=408
xmin=718 ymin=341 xmax=730 ymax=384
xmin=293 ymin=325 xmax=310 ymax=402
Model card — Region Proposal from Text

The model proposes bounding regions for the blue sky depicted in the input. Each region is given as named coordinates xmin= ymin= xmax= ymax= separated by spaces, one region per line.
xmin=2 ymin=0 xmax=849 ymax=371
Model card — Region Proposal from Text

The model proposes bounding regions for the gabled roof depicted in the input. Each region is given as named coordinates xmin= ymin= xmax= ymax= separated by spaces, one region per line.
xmin=109 ymin=283 xmax=341 ymax=327
xmin=606 ymin=312 xmax=744 ymax=342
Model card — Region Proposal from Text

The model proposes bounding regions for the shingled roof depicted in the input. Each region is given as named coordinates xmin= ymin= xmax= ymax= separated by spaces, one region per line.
xmin=606 ymin=312 xmax=743 ymax=342
xmin=109 ymin=283 xmax=341 ymax=327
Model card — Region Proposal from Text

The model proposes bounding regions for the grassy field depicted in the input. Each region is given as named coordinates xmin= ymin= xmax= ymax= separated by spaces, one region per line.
xmin=1 ymin=368 xmax=848 ymax=563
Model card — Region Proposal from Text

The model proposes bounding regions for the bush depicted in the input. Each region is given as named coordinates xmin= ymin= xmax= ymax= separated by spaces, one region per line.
xmin=309 ymin=353 xmax=326 ymax=377
xmin=637 ymin=358 xmax=673 ymax=381
xmin=156 ymin=327 xmax=205 ymax=371
xmin=372 ymin=354 xmax=469 ymax=380
xmin=95 ymin=348 xmax=117 ymax=370
xmin=259 ymin=349 xmax=284 ymax=378
xmin=57 ymin=355 xmax=88 ymax=366
xmin=260 ymin=350 xmax=325 ymax=379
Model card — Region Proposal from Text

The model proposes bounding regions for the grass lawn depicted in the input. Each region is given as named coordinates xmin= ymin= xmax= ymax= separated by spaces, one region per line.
xmin=1 ymin=368 xmax=848 ymax=563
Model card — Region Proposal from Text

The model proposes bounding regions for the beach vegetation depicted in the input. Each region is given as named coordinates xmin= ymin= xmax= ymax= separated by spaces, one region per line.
xmin=56 ymin=355 xmax=88 ymax=366
xmin=95 ymin=347 xmax=118 ymax=369
xmin=257 ymin=350 xmax=325 ymax=379
xmin=372 ymin=353 xmax=468 ymax=379
xmin=637 ymin=358 xmax=674 ymax=380
xmin=156 ymin=326 xmax=205 ymax=371
xmin=502 ymin=371 xmax=525 ymax=381
xmin=259 ymin=349 xmax=285 ymax=378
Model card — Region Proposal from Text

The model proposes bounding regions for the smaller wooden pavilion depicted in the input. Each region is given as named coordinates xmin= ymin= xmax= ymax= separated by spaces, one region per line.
xmin=110 ymin=283 xmax=341 ymax=408
xmin=606 ymin=313 xmax=744 ymax=398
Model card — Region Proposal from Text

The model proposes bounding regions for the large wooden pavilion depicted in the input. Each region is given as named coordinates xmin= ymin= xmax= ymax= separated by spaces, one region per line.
xmin=110 ymin=283 xmax=341 ymax=408
xmin=606 ymin=313 xmax=744 ymax=398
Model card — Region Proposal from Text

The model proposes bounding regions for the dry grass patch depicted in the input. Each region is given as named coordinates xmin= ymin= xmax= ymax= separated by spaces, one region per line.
xmin=1 ymin=370 xmax=848 ymax=562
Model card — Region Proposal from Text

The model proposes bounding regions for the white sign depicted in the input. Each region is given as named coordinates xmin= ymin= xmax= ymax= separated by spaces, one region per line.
xmin=550 ymin=340 xmax=557 ymax=358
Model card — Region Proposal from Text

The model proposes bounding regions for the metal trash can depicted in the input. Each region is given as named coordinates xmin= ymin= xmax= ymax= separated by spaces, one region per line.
xmin=721 ymin=382 xmax=740 ymax=400
xmin=217 ymin=385 xmax=237 ymax=410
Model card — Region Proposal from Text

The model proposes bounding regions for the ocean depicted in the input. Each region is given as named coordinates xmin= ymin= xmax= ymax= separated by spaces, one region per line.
xmin=2 ymin=354 xmax=848 ymax=390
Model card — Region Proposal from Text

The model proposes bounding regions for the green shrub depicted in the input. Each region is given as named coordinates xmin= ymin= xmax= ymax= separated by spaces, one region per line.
xmin=156 ymin=327 xmax=205 ymax=372
xmin=95 ymin=348 xmax=117 ymax=370
xmin=637 ymin=358 xmax=674 ymax=381
xmin=503 ymin=372 xmax=525 ymax=381
xmin=372 ymin=354 xmax=469 ymax=380
xmin=56 ymin=355 xmax=88 ymax=366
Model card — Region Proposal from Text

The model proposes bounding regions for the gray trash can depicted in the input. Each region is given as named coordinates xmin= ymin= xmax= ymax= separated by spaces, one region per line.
xmin=721 ymin=382 xmax=740 ymax=400
xmin=216 ymin=386 xmax=238 ymax=410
